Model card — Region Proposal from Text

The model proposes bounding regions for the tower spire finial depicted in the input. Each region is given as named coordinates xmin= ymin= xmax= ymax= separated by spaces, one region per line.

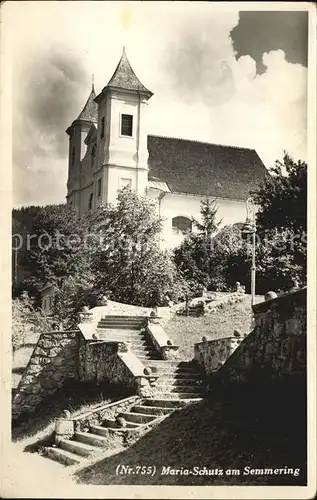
xmin=92 ymin=74 xmax=95 ymax=92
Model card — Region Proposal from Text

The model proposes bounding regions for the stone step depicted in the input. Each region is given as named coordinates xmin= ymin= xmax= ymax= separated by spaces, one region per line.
xmin=137 ymin=354 xmax=163 ymax=361
xmin=119 ymin=411 xmax=158 ymax=424
xmin=96 ymin=335 xmax=147 ymax=343
xmin=96 ymin=331 xmax=149 ymax=340
xmin=97 ymin=328 xmax=146 ymax=335
xmin=132 ymin=405 xmax=175 ymax=415
xmin=143 ymin=398 xmax=188 ymax=408
xmin=102 ymin=419 xmax=141 ymax=429
xmin=158 ymin=385 xmax=205 ymax=394
xmin=90 ymin=425 xmax=140 ymax=437
xmin=158 ymin=393 xmax=204 ymax=399
xmin=132 ymin=347 xmax=159 ymax=355
xmin=148 ymin=363 xmax=203 ymax=371
xmin=59 ymin=438 xmax=98 ymax=457
xmin=101 ymin=316 xmax=147 ymax=320
xmin=146 ymin=360 xmax=185 ymax=366
xmin=98 ymin=325 xmax=144 ymax=331
xmin=45 ymin=446 xmax=83 ymax=466
xmin=149 ymin=368 xmax=204 ymax=377
xmin=157 ymin=378 xmax=205 ymax=386
xmin=158 ymin=372 xmax=204 ymax=379
xmin=98 ymin=320 xmax=143 ymax=330
xmin=98 ymin=318 xmax=145 ymax=323
xmin=119 ymin=340 xmax=155 ymax=347
xmin=75 ymin=431 xmax=111 ymax=447
xmin=90 ymin=425 xmax=123 ymax=437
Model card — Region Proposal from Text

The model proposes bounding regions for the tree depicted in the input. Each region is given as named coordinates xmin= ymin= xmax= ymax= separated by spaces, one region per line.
xmin=192 ymin=197 xmax=221 ymax=239
xmin=90 ymin=187 xmax=187 ymax=306
xmin=253 ymin=153 xmax=307 ymax=233
xmin=174 ymin=153 xmax=307 ymax=295
xmin=13 ymin=204 xmax=91 ymax=302
xmin=252 ymin=153 xmax=307 ymax=291
xmin=174 ymin=197 xmax=221 ymax=292
xmin=208 ymin=223 xmax=252 ymax=291
xmin=49 ymin=269 xmax=96 ymax=330
xmin=12 ymin=292 xmax=51 ymax=353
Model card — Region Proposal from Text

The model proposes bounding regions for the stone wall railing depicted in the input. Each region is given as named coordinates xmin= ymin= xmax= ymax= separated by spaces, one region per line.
xmin=78 ymin=340 xmax=158 ymax=395
xmin=194 ymin=337 xmax=244 ymax=374
xmin=12 ymin=331 xmax=81 ymax=420
xmin=55 ymin=395 xmax=141 ymax=440
xmin=218 ymin=288 xmax=307 ymax=384
xmin=146 ymin=318 xmax=180 ymax=360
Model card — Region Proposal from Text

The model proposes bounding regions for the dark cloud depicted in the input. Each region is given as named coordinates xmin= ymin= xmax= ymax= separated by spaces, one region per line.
xmin=13 ymin=45 xmax=89 ymax=205
xmin=14 ymin=45 xmax=87 ymax=158
xmin=163 ymin=21 xmax=236 ymax=106
xmin=231 ymin=11 xmax=308 ymax=74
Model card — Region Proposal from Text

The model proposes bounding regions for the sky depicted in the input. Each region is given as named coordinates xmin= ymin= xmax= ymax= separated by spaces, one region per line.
xmin=7 ymin=2 xmax=309 ymax=207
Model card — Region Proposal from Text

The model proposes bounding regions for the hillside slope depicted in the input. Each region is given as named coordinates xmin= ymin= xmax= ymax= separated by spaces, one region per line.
xmin=75 ymin=378 xmax=306 ymax=486
xmin=165 ymin=294 xmax=263 ymax=360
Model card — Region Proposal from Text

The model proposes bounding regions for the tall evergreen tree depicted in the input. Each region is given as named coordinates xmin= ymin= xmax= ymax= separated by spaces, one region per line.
xmin=174 ymin=197 xmax=221 ymax=292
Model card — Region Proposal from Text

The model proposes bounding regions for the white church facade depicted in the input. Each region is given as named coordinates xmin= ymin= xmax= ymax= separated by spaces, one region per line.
xmin=66 ymin=49 xmax=268 ymax=248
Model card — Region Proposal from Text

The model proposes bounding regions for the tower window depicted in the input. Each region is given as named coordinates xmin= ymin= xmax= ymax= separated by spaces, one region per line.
xmin=92 ymin=145 xmax=96 ymax=158
xmin=100 ymin=117 xmax=105 ymax=139
xmin=88 ymin=193 xmax=93 ymax=210
xmin=71 ymin=146 xmax=75 ymax=165
xmin=172 ymin=216 xmax=192 ymax=236
xmin=121 ymin=114 xmax=133 ymax=137
xmin=97 ymin=179 xmax=102 ymax=197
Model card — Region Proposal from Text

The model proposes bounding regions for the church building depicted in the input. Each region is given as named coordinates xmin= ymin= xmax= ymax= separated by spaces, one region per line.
xmin=66 ymin=48 xmax=268 ymax=248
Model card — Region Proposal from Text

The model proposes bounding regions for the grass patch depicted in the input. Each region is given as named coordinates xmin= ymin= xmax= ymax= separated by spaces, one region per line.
xmin=165 ymin=295 xmax=260 ymax=360
xmin=74 ymin=377 xmax=306 ymax=486
xmin=12 ymin=344 xmax=37 ymax=388
xmin=12 ymin=380 xmax=130 ymax=443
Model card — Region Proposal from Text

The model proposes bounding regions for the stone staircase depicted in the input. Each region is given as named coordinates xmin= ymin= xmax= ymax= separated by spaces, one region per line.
xmin=44 ymin=315 xmax=206 ymax=466
xmin=146 ymin=360 xmax=205 ymax=398
xmin=96 ymin=315 xmax=162 ymax=362
xmin=46 ymin=396 xmax=202 ymax=466
xmin=96 ymin=315 xmax=206 ymax=398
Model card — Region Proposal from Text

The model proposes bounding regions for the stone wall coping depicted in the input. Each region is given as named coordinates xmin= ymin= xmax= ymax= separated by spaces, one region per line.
xmin=252 ymin=287 xmax=306 ymax=314
xmin=70 ymin=395 xmax=140 ymax=422
xmin=118 ymin=350 xmax=146 ymax=377
xmin=147 ymin=321 xmax=176 ymax=349
xmin=78 ymin=322 xmax=98 ymax=340
xmin=194 ymin=336 xmax=241 ymax=347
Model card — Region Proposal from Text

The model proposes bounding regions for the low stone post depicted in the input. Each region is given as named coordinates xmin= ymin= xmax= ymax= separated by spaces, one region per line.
xmin=135 ymin=376 xmax=151 ymax=396
xmin=78 ymin=306 xmax=93 ymax=324
xmin=55 ymin=412 xmax=75 ymax=444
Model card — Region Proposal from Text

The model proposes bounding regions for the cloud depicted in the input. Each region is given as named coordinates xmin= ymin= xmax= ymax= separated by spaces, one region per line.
xmin=12 ymin=45 xmax=88 ymax=206
xmin=9 ymin=3 xmax=307 ymax=207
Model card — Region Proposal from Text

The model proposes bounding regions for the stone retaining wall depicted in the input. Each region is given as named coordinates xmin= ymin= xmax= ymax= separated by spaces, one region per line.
xmin=12 ymin=331 xmax=81 ymax=420
xmin=78 ymin=340 xmax=144 ymax=392
xmin=218 ymin=288 xmax=307 ymax=383
xmin=194 ymin=337 xmax=243 ymax=374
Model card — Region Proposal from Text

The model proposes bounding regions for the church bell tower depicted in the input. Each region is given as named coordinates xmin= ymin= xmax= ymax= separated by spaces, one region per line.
xmin=66 ymin=83 xmax=98 ymax=214
xmin=94 ymin=48 xmax=153 ymax=205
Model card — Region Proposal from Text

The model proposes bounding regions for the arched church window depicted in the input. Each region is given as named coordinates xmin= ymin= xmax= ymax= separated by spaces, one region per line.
xmin=172 ymin=216 xmax=192 ymax=236
xmin=88 ymin=193 xmax=93 ymax=210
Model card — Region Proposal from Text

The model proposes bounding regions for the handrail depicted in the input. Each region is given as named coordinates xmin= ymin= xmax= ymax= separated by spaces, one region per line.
xmin=72 ymin=395 xmax=140 ymax=421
